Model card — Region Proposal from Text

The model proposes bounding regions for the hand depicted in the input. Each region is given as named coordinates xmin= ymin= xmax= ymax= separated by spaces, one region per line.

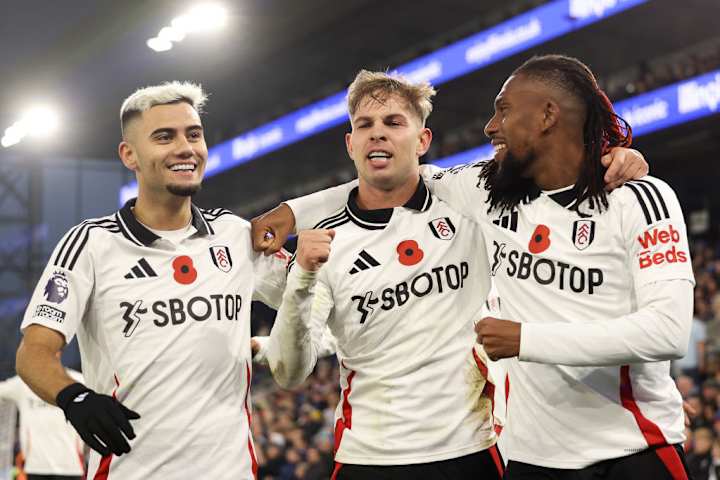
xmin=683 ymin=400 xmax=697 ymax=427
xmin=475 ymin=317 xmax=521 ymax=361
xmin=56 ymin=383 xmax=140 ymax=456
xmin=602 ymin=147 xmax=648 ymax=191
xmin=251 ymin=203 xmax=296 ymax=255
xmin=296 ymin=229 xmax=335 ymax=271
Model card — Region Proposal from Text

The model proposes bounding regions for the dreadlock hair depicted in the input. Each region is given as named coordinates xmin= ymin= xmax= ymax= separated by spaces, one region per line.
xmin=479 ymin=54 xmax=632 ymax=215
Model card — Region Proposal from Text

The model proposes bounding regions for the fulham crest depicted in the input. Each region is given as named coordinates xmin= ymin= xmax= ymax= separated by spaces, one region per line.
xmin=572 ymin=220 xmax=595 ymax=250
xmin=429 ymin=217 xmax=456 ymax=240
xmin=210 ymin=246 xmax=233 ymax=273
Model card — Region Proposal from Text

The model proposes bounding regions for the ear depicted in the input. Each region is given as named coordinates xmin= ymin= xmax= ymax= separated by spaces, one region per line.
xmin=118 ymin=141 xmax=138 ymax=172
xmin=541 ymin=100 xmax=560 ymax=133
xmin=345 ymin=132 xmax=353 ymax=159
xmin=416 ymin=127 xmax=433 ymax=157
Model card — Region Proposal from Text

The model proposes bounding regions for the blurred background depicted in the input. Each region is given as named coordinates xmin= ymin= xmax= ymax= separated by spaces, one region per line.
xmin=1 ymin=0 xmax=719 ymax=478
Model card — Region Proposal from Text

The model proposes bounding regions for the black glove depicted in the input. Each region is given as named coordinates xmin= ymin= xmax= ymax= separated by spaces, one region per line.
xmin=56 ymin=383 xmax=140 ymax=456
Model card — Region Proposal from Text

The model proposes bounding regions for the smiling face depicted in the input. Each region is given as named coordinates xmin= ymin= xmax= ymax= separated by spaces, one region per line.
xmin=119 ymin=102 xmax=207 ymax=198
xmin=484 ymin=74 xmax=548 ymax=177
xmin=345 ymin=92 xmax=431 ymax=192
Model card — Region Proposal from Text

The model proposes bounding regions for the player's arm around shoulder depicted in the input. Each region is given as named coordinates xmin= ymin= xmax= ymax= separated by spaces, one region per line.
xmin=251 ymin=183 xmax=355 ymax=255
xmin=266 ymin=229 xmax=335 ymax=388
xmin=420 ymin=161 xmax=490 ymax=220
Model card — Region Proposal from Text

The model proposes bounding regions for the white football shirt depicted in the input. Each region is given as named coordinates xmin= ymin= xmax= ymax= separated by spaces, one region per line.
xmin=273 ymin=180 xmax=498 ymax=465
xmin=21 ymin=200 xmax=287 ymax=479
xmin=0 ymin=371 xmax=84 ymax=475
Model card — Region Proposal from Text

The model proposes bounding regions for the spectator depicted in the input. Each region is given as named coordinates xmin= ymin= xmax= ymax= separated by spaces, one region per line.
xmin=304 ymin=447 xmax=331 ymax=480
xmin=711 ymin=437 xmax=720 ymax=480
xmin=688 ymin=427 xmax=714 ymax=480
xmin=678 ymin=374 xmax=699 ymax=398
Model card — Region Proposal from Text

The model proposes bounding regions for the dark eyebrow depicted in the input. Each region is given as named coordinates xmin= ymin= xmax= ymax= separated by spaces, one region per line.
xmin=150 ymin=128 xmax=175 ymax=138
xmin=150 ymin=124 xmax=203 ymax=137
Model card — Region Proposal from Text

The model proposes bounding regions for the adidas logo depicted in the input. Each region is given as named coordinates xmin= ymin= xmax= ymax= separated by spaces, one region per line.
xmin=349 ymin=250 xmax=380 ymax=275
xmin=73 ymin=392 xmax=89 ymax=403
xmin=493 ymin=211 xmax=518 ymax=232
xmin=124 ymin=258 xmax=158 ymax=279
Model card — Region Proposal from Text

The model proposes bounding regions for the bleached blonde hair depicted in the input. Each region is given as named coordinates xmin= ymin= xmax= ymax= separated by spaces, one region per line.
xmin=347 ymin=70 xmax=436 ymax=125
xmin=120 ymin=81 xmax=208 ymax=137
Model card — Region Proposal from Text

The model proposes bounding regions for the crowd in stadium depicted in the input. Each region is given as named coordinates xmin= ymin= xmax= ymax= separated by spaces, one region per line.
xmin=682 ymin=237 xmax=720 ymax=479
xmin=248 ymin=235 xmax=720 ymax=480
xmin=427 ymin=41 xmax=720 ymax=166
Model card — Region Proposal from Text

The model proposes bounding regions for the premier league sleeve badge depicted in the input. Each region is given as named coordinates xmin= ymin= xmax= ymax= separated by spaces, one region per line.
xmin=43 ymin=271 xmax=70 ymax=304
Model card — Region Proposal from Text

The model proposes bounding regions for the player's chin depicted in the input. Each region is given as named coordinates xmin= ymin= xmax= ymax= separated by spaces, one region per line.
xmin=369 ymin=172 xmax=400 ymax=189
xmin=166 ymin=181 xmax=202 ymax=197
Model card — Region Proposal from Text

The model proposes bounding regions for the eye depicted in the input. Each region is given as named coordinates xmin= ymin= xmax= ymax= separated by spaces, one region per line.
xmin=155 ymin=133 xmax=171 ymax=142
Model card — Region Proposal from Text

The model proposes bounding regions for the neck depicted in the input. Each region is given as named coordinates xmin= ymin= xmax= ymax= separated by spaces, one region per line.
xmin=531 ymin=138 xmax=584 ymax=190
xmin=356 ymin=174 xmax=419 ymax=210
xmin=133 ymin=188 xmax=192 ymax=230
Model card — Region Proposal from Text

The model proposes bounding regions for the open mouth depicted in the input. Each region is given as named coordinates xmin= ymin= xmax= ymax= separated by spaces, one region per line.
xmin=367 ymin=150 xmax=392 ymax=168
xmin=492 ymin=142 xmax=507 ymax=159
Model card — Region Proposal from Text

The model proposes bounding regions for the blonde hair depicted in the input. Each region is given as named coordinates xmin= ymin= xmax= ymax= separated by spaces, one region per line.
xmin=347 ymin=70 xmax=436 ymax=125
xmin=120 ymin=81 xmax=207 ymax=137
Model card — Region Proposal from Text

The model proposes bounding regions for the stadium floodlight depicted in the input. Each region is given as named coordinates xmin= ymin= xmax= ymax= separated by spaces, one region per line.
xmin=1 ymin=135 xmax=20 ymax=148
xmin=149 ymin=3 xmax=227 ymax=52
xmin=147 ymin=37 xmax=173 ymax=52
xmin=1 ymin=105 xmax=59 ymax=148
xmin=158 ymin=26 xmax=186 ymax=43
xmin=170 ymin=15 xmax=193 ymax=34
xmin=185 ymin=4 xmax=228 ymax=32
xmin=24 ymin=106 xmax=59 ymax=137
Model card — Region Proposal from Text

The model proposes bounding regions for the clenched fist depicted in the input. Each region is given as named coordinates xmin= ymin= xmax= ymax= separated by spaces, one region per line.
xmin=296 ymin=229 xmax=335 ymax=271
xmin=475 ymin=317 xmax=521 ymax=361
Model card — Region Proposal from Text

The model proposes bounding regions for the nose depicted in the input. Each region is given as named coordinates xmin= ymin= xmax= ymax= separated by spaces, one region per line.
xmin=175 ymin=135 xmax=194 ymax=158
xmin=369 ymin=124 xmax=387 ymax=142
xmin=484 ymin=114 xmax=499 ymax=139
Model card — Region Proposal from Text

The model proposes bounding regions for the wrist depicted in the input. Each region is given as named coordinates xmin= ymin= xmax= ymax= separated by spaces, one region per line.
xmin=56 ymin=382 xmax=91 ymax=411
xmin=291 ymin=263 xmax=318 ymax=279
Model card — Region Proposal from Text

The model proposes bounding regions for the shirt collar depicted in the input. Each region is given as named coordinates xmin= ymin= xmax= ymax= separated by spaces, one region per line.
xmin=543 ymin=184 xmax=579 ymax=209
xmin=118 ymin=198 xmax=211 ymax=246
xmin=345 ymin=178 xmax=433 ymax=230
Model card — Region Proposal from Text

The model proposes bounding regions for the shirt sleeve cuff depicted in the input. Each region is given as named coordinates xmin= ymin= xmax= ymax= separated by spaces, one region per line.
xmin=518 ymin=322 xmax=542 ymax=362
xmin=288 ymin=263 xmax=319 ymax=288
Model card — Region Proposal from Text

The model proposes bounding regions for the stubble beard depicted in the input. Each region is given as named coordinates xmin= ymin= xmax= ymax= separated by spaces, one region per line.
xmin=166 ymin=182 xmax=202 ymax=197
